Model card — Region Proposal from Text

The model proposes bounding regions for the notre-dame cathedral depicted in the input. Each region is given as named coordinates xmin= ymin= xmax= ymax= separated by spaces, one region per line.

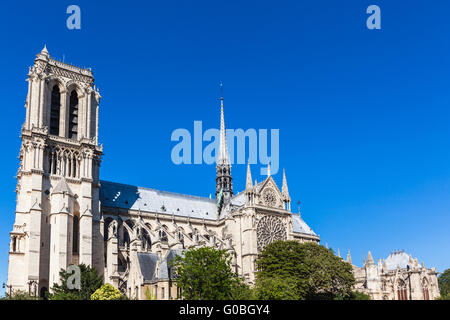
xmin=7 ymin=47 xmax=440 ymax=300
xmin=7 ymin=46 xmax=319 ymax=299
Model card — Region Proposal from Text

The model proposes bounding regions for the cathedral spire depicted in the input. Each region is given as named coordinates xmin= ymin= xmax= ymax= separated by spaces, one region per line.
xmin=217 ymin=82 xmax=230 ymax=166
xmin=215 ymin=82 xmax=233 ymax=204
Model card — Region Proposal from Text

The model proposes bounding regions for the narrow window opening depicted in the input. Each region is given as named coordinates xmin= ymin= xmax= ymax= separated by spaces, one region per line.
xmin=50 ymin=85 xmax=61 ymax=135
xmin=69 ymin=90 xmax=78 ymax=140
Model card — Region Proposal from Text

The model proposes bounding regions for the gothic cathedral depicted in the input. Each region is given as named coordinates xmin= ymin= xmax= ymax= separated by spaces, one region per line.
xmin=7 ymin=47 xmax=319 ymax=299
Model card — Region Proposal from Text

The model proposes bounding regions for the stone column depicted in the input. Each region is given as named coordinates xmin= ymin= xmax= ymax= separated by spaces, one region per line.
xmin=38 ymin=77 xmax=45 ymax=128
xmin=86 ymin=90 xmax=92 ymax=138
xmin=49 ymin=190 xmax=73 ymax=288
xmin=25 ymin=77 xmax=33 ymax=130
xmin=78 ymin=179 xmax=93 ymax=266
xmin=59 ymin=89 xmax=67 ymax=137
xmin=28 ymin=172 xmax=43 ymax=287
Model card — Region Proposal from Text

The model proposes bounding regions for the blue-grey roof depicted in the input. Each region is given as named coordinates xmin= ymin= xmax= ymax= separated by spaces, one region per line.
xmin=100 ymin=181 xmax=218 ymax=220
xmin=138 ymin=252 xmax=158 ymax=281
xmin=292 ymin=214 xmax=317 ymax=236
xmin=385 ymin=251 xmax=411 ymax=270
xmin=230 ymin=192 xmax=246 ymax=207
xmin=138 ymin=250 xmax=184 ymax=282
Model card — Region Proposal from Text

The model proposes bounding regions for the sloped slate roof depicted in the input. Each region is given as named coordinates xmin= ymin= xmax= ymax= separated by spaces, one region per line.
xmin=230 ymin=192 xmax=246 ymax=207
xmin=100 ymin=181 xmax=218 ymax=220
xmin=138 ymin=249 xmax=184 ymax=282
xmin=292 ymin=214 xmax=317 ymax=236
xmin=52 ymin=178 xmax=74 ymax=196
xmin=137 ymin=252 xmax=158 ymax=282
xmin=385 ymin=251 xmax=411 ymax=270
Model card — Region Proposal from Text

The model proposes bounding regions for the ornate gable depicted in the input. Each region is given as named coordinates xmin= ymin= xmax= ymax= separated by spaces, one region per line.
xmin=256 ymin=176 xmax=284 ymax=209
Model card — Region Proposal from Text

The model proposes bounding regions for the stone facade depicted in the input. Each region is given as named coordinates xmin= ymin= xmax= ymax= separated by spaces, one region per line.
xmin=350 ymin=250 xmax=440 ymax=300
xmin=7 ymin=48 xmax=319 ymax=299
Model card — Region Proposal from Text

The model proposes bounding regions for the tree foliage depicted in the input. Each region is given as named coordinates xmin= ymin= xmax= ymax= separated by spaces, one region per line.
xmin=255 ymin=241 xmax=355 ymax=300
xmin=438 ymin=268 xmax=450 ymax=300
xmin=91 ymin=283 xmax=126 ymax=300
xmin=171 ymin=247 xmax=246 ymax=300
xmin=253 ymin=276 xmax=299 ymax=300
xmin=48 ymin=263 xmax=103 ymax=300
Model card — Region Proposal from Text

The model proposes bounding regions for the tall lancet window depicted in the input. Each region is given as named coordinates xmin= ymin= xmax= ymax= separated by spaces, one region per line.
xmin=69 ymin=91 xmax=79 ymax=140
xmin=50 ymin=85 xmax=61 ymax=135
xmin=73 ymin=215 xmax=79 ymax=254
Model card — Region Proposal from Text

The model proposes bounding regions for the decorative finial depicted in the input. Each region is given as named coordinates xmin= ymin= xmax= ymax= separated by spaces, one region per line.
xmin=266 ymin=161 xmax=271 ymax=177
xmin=219 ymin=81 xmax=223 ymax=100
xmin=41 ymin=44 xmax=49 ymax=55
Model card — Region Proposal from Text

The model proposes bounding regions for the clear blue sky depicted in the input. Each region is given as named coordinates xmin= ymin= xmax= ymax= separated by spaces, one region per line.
xmin=1 ymin=0 xmax=449 ymax=292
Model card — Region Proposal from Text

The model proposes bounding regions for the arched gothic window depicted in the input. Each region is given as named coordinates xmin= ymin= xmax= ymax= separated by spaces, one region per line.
xmin=68 ymin=91 xmax=79 ymax=140
xmin=397 ymin=280 xmax=408 ymax=300
xmin=123 ymin=230 xmax=130 ymax=247
xmin=142 ymin=228 xmax=151 ymax=251
xmin=50 ymin=85 xmax=61 ymax=135
xmin=159 ymin=230 xmax=168 ymax=242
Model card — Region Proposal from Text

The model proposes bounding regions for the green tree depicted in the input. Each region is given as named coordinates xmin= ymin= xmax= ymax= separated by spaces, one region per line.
xmin=438 ymin=268 xmax=450 ymax=300
xmin=171 ymin=247 xmax=245 ymax=300
xmin=253 ymin=277 xmax=299 ymax=300
xmin=48 ymin=263 xmax=103 ymax=300
xmin=91 ymin=283 xmax=126 ymax=300
xmin=230 ymin=278 xmax=254 ymax=300
xmin=255 ymin=241 xmax=355 ymax=300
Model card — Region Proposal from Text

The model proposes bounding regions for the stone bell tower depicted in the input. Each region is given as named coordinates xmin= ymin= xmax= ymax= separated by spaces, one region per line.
xmin=7 ymin=46 xmax=103 ymax=297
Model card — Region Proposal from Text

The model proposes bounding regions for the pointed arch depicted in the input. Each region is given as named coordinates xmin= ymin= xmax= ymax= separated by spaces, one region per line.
xmin=50 ymin=85 xmax=61 ymax=135
xmin=397 ymin=279 xmax=408 ymax=300
xmin=68 ymin=90 xmax=79 ymax=140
